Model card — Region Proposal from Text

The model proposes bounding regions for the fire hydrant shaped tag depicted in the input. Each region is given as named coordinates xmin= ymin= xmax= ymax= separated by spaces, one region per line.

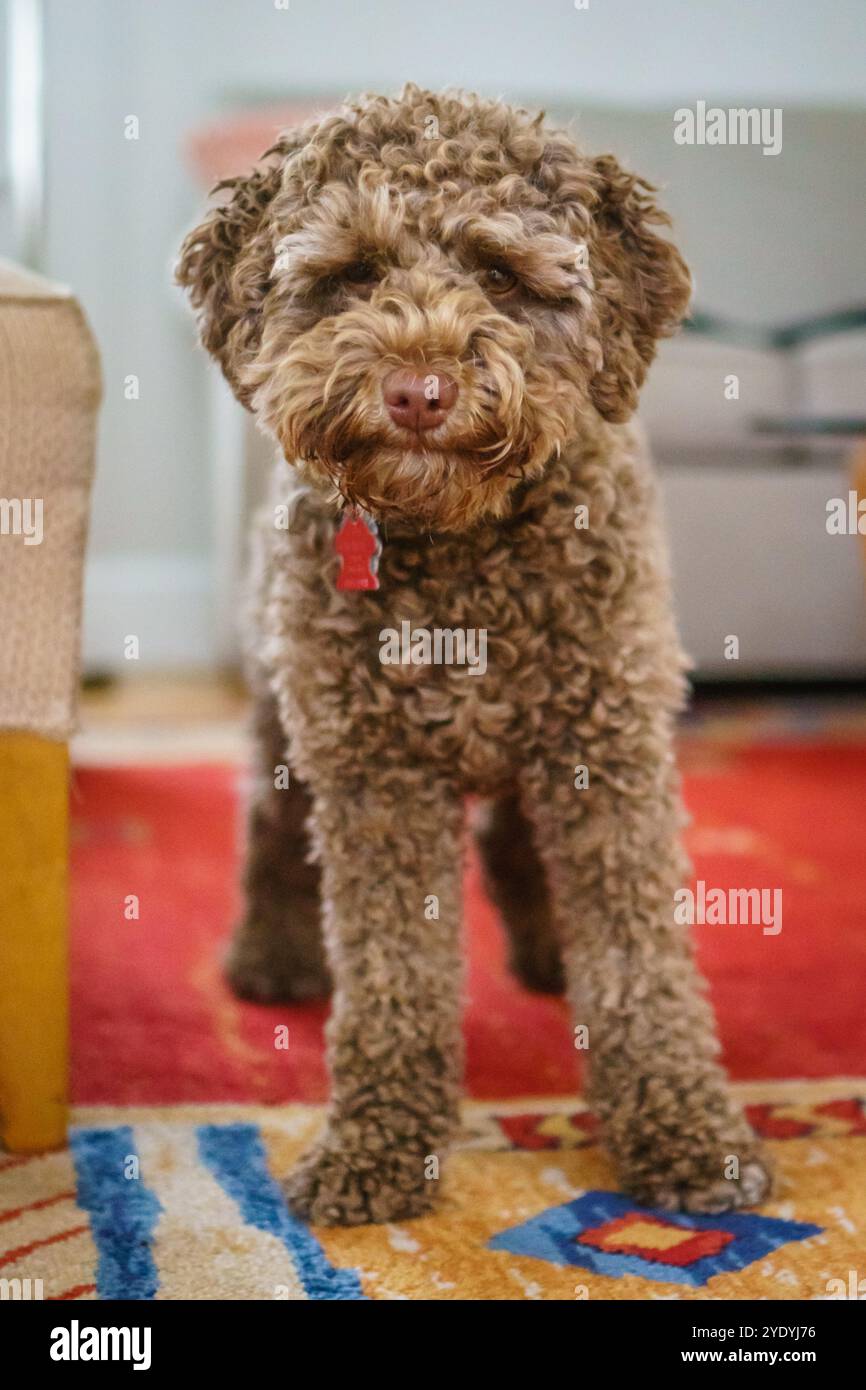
xmin=334 ymin=509 xmax=381 ymax=591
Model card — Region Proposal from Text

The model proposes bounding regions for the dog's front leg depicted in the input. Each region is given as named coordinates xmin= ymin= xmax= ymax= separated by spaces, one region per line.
xmin=284 ymin=773 xmax=464 ymax=1226
xmin=523 ymin=741 xmax=772 ymax=1214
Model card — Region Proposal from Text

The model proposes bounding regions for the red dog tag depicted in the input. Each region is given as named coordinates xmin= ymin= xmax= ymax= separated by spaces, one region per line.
xmin=334 ymin=509 xmax=381 ymax=591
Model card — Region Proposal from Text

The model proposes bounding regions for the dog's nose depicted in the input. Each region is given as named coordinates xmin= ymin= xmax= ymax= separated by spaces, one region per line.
xmin=382 ymin=368 xmax=458 ymax=433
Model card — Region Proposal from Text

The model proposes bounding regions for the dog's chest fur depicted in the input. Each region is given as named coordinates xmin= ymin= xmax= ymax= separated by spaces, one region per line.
xmin=259 ymin=421 xmax=679 ymax=793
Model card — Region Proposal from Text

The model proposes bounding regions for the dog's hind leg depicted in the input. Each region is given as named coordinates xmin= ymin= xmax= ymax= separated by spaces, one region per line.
xmin=225 ymin=690 xmax=330 ymax=1002
xmin=473 ymin=793 xmax=565 ymax=994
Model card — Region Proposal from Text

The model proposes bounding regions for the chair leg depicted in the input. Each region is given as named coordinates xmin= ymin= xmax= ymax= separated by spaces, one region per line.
xmin=0 ymin=732 xmax=69 ymax=1152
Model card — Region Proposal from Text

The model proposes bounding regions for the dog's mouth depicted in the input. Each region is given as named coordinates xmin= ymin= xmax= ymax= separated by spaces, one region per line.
xmin=300 ymin=398 xmax=527 ymax=474
xmin=292 ymin=430 xmax=534 ymax=532
xmin=263 ymin=349 xmax=556 ymax=530
xmin=327 ymin=435 xmax=515 ymax=470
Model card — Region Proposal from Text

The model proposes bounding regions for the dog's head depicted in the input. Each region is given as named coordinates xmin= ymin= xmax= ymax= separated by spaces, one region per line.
xmin=178 ymin=85 xmax=690 ymax=531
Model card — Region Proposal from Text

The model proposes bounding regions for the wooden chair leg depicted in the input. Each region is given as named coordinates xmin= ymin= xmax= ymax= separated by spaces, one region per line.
xmin=0 ymin=732 xmax=69 ymax=1152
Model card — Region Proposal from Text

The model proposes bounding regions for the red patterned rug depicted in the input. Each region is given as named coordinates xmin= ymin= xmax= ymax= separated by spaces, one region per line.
xmin=69 ymin=739 xmax=866 ymax=1104
xmin=7 ymin=735 xmax=862 ymax=1302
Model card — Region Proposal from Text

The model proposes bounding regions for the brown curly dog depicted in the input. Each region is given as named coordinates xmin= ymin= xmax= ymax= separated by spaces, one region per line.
xmin=178 ymin=84 xmax=771 ymax=1226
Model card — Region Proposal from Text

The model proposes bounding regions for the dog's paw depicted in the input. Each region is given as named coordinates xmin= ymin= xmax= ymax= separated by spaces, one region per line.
xmin=224 ymin=926 xmax=330 ymax=1003
xmin=283 ymin=1141 xmax=436 ymax=1227
xmin=628 ymin=1153 xmax=773 ymax=1216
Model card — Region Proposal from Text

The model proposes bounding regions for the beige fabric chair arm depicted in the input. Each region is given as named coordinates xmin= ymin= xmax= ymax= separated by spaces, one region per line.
xmin=0 ymin=258 xmax=101 ymax=739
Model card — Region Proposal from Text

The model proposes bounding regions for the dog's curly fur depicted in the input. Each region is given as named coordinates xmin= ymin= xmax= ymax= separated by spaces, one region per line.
xmin=178 ymin=84 xmax=771 ymax=1226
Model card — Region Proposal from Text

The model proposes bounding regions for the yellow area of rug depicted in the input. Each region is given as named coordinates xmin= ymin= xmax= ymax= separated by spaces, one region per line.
xmin=1 ymin=1080 xmax=863 ymax=1301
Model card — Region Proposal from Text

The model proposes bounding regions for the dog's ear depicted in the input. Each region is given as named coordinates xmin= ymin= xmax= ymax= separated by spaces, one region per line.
xmin=586 ymin=155 xmax=692 ymax=422
xmin=176 ymin=136 xmax=298 ymax=406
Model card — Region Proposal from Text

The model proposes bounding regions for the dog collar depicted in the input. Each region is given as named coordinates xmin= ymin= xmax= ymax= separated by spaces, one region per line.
xmin=334 ymin=508 xmax=382 ymax=591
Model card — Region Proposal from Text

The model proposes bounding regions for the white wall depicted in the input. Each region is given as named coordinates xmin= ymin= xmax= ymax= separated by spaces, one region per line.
xmin=22 ymin=0 xmax=866 ymax=667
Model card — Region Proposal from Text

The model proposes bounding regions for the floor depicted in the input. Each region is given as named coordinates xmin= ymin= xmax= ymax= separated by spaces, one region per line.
xmin=74 ymin=672 xmax=249 ymax=764
xmin=74 ymin=672 xmax=866 ymax=765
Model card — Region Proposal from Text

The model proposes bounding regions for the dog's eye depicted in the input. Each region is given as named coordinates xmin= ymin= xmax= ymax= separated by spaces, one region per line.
xmin=341 ymin=260 xmax=379 ymax=285
xmin=480 ymin=262 xmax=518 ymax=296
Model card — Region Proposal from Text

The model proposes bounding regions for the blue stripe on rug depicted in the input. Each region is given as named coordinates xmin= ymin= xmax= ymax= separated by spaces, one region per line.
xmin=197 ymin=1124 xmax=366 ymax=1300
xmin=70 ymin=1127 xmax=161 ymax=1300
